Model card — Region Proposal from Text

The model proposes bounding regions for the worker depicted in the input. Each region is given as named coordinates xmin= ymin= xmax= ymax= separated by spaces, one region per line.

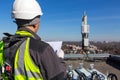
xmin=0 ymin=0 xmax=66 ymax=80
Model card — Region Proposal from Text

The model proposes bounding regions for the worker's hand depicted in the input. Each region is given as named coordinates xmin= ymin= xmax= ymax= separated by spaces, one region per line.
xmin=56 ymin=49 xmax=64 ymax=59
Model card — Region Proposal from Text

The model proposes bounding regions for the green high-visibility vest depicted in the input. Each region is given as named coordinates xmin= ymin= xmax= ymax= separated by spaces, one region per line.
xmin=0 ymin=30 xmax=43 ymax=80
xmin=0 ymin=41 xmax=4 ymax=67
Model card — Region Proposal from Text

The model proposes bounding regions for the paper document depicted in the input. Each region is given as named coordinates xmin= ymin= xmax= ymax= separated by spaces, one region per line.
xmin=46 ymin=41 xmax=62 ymax=53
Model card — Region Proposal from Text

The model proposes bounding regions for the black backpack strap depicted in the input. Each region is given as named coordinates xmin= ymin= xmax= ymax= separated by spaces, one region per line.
xmin=2 ymin=33 xmax=27 ymax=79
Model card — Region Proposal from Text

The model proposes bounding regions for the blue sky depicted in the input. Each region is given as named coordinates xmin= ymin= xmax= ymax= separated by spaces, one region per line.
xmin=0 ymin=0 xmax=120 ymax=41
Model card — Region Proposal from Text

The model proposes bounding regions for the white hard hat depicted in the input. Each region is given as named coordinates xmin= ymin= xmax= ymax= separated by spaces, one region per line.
xmin=12 ymin=0 xmax=43 ymax=20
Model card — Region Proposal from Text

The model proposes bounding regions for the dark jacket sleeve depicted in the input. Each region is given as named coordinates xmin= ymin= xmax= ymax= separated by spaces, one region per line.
xmin=39 ymin=45 xmax=66 ymax=80
xmin=29 ymin=38 xmax=66 ymax=80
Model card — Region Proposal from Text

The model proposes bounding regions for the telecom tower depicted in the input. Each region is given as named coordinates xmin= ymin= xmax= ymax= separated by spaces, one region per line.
xmin=81 ymin=12 xmax=90 ymax=52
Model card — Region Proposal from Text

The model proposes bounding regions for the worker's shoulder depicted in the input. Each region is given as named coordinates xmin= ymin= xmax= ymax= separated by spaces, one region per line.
xmin=29 ymin=37 xmax=50 ymax=52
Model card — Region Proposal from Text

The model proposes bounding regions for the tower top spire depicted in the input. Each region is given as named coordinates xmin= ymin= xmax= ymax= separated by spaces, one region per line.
xmin=83 ymin=11 xmax=86 ymax=16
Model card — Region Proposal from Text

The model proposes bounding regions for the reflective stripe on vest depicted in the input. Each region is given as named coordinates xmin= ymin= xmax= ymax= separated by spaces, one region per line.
xmin=0 ymin=41 xmax=4 ymax=67
xmin=15 ymin=31 xmax=33 ymax=37
xmin=14 ymin=38 xmax=43 ymax=80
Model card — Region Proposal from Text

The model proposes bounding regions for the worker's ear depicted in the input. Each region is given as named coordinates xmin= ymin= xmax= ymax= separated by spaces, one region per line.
xmin=33 ymin=23 xmax=40 ymax=33
xmin=32 ymin=25 xmax=36 ymax=28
